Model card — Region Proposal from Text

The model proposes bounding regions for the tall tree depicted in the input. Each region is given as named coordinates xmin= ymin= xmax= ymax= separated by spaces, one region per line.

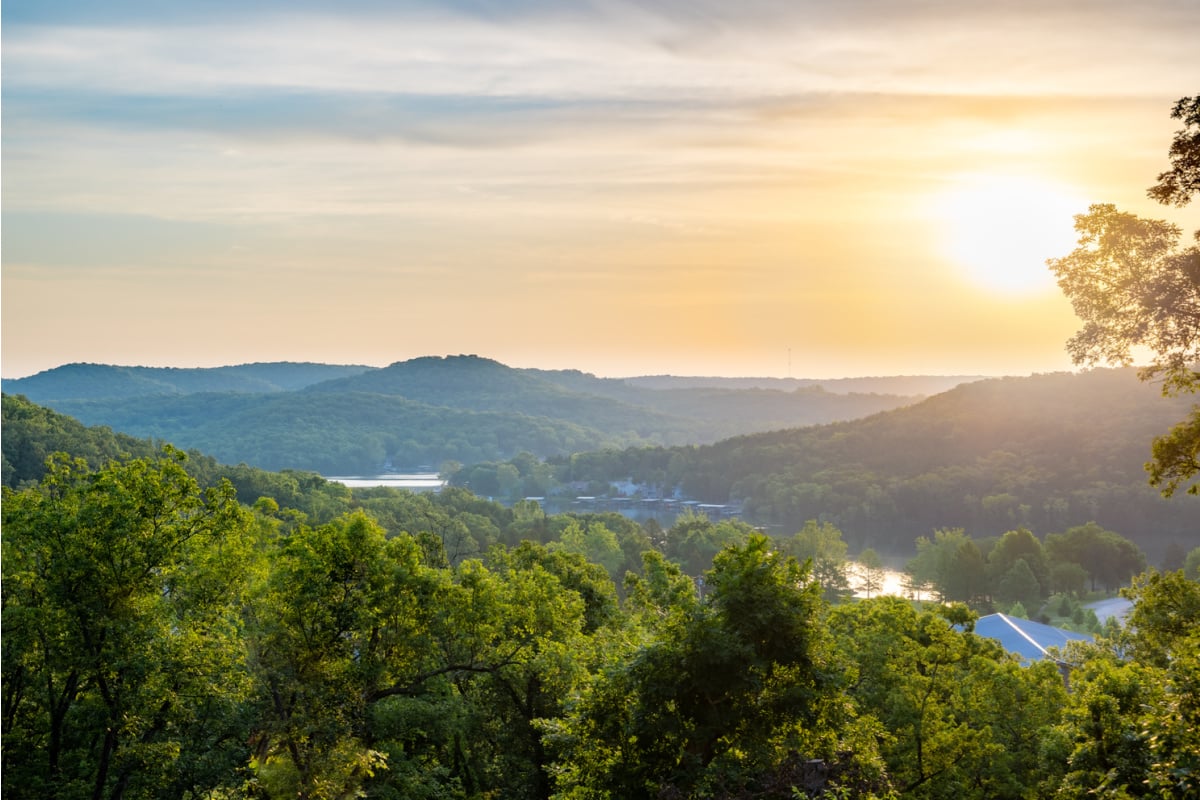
xmin=907 ymin=528 xmax=989 ymax=606
xmin=1044 ymin=522 xmax=1146 ymax=592
xmin=546 ymin=535 xmax=889 ymax=799
xmin=856 ymin=548 xmax=886 ymax=599
xmin=2 ymin=450 xmax=256 ymax=800
xmin=829 ymin=597 xmax=1068 ymax=799
xmin=1148 ymin=96 xmax=1200 ymax=208
xmin=247 ymin=516 xmax=603 ymax=800
xmin=1048 ymin=95 xmax=1200 ymax=496
xmin=782 ymin=520 xmax=852 ymax=601
xmin=987 ymin=528 xmax=1048 ymax=594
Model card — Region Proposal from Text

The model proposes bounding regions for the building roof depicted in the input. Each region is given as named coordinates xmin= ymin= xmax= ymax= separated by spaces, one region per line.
xmin=975 ymin=613 xmax=1094 ymax=662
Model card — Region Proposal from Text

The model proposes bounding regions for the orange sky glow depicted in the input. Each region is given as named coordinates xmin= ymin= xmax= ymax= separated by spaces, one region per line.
xmin=2 ymin=1 xmax=1197 ymax=379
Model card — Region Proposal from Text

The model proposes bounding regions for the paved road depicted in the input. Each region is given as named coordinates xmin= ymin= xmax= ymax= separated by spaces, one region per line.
xmin=1085 ymin=597 xmax=1133 ymax=623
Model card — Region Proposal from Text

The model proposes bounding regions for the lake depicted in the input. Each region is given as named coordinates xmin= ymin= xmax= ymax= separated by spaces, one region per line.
xmin=847 ymin=562 xmax=911 ymax=599
xmin=323 ymin=473 xmax=446 ymax=490
xmin=313 ymin=480 xmax=915 ymax=598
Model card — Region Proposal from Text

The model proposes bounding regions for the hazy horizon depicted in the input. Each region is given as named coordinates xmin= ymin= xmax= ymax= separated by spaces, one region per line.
xmin=3 ymin=1 xmax=1196 ymax=380
xmin=1 ymin=352 xmax=1062 ymax=383
xmin=0 ymin=353 xmax=1058 ymax=383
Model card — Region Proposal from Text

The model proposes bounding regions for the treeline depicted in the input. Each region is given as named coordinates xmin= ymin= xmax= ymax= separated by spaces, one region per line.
xmin=4 ymin=445 xmax=1199 ymax=800
xmin=0 ymin=361 xmax=374 ymax=398
xmin=3 ymin=356 xmax=921 ymax=473
xmin=1 ymin=393 xmax=163 ymax=486
xmin=544 ymin=369 xmax=1200 ymax=558
xmin=34 ymin=391 xmax=631 ymax=474
xmin=5 ymin=393 xmax=1181 ymax=614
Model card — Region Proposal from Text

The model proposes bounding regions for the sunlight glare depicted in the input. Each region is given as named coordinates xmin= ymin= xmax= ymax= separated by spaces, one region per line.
xmin=933 ymin=174 xmax=1084 ymax=295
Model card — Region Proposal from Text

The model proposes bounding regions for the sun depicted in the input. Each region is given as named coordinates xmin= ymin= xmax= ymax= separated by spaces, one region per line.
xmin=932 ymin=173 xmax=1085 ymax=295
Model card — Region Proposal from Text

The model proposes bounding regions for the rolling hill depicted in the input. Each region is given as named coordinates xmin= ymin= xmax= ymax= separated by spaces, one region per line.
xmin=555 ymin=368 xmax=1200 ymax=558
xmin=5 ymin=355 xmax=929 ymax=471
xmin=3 ymin=361 xmax=374 ymax=400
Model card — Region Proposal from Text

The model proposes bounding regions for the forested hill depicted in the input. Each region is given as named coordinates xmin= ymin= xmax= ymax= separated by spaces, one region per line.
xmin=1 ymin=394 xmax=162 ymax=486
xmin=35 ymin=392 xmax=622 ymax=475
xmin=622 ymin=374 xmax=984 ymax=395
xmin=559 ymin=368 xmax=1200 ymax=557
xmin=303 ymin=355 xmax=689 ymax=434
xmin=3 ymin=361 xmax=374 ymax=400
xmin=4 ymin=356 xmax=925 ymax=473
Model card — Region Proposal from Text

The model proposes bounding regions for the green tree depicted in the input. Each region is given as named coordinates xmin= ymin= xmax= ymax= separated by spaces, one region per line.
xmin=504 ymin=540 xmax=620 ymax=634
xmin=1045 ymin=522 xmax=1146 ymax=592
xmin=856 ymin=547 xmax=886 ymax=599
xmin=1143 ymin=633 xmax=1200 ymax=800
xmin=907 ymin=528 xmax=989 ymax=606
xmin=622 ymin=549 xmax=700 ymax=631
xmin=1 ymin=450 xmax=256 ymax=800
xmin=987 ymin=527 xmax=1047 ymax=598
xmin=1044 ymin=654 xmax=1161 ymax=798
xmin=1131 ymin=572 xmax=1196 ymax=799
xmin=427 ymin=553 xmax=597 ymax=800
xmin=782 ymin=519 xmax=852 ymax=601
xmin=1118 ymin=569 xmax=1200 ymax=669
xmin=546 ymin=535 xmax=889 ymax=799
xmin=1048 ymin=95 xmax=1200 ymax=496
xmin=1043 ymin=570 xmax=1200 ymax=799
xmin=247 ymin=514 xmax=603 ymax=800
xmin=829 ymin=597 xmax=1068 ymax=799
xmin=994 ymin=557 xmax=1042 ymax=612
xmin=1185 ymin=546 xmax=1200 ymax=580
xmin=548 ymin=520 xmax=624 ymax=581
xmin=1048 ymin=559 xmax=1090 ymax=597
xmin=1148 ymin=96 xmax=1200 ymax=207
xmin=663 ymin=511 xmax=752 ymax=576
xmin=247 ymin=512 xmax=426 ymax=799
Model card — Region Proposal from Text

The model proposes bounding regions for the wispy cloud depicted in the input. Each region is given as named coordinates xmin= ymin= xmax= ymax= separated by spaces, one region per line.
xmin=2 ymin=0 xmax=1195 ymax=377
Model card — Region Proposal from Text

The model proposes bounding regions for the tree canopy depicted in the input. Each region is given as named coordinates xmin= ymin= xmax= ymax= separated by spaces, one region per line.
xmin=1148 ymin=96 xmax=1200 ymax=208
xmin=1048 ymin=94 xmax=1200 ymax=496
xmin=5 ymin=405 xmax=1200 ymax=799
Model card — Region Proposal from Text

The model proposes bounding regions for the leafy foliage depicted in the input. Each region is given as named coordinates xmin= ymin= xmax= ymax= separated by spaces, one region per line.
xmin=829 ymin=597 xmax=1068 ymax=799
xmin=5 ymin=406 xmax=1200 ymax=800
xmin=1 ymin=394 xmax=160 ymax=487
xmin=1 ymin=449 xmax=256 ymax=800
xmin=554 ymin=369 xmax=1200 ymax=556
xmin=1147 ymin=96 xmax=1200 ymax=208
xmin=1049 ymin=95 xmax=1200 ymax=496
xmin=546 ymin=535 xmax=888 ymax=799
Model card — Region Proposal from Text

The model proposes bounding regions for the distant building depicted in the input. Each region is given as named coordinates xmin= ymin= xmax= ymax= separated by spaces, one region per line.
xmin=975 ymin=613 xmax=1093 ymax=664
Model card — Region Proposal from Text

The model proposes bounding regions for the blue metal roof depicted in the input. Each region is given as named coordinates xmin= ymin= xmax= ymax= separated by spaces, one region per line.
xmin=974 ymin=613 xmax=1094 ymax=662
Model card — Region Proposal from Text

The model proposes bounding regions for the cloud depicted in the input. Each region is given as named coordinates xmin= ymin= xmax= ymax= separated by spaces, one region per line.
xmin=6 ymin=1 xmax=1196 ymax=103
xmin=3 ymin=0 xmax=1192 ymax=377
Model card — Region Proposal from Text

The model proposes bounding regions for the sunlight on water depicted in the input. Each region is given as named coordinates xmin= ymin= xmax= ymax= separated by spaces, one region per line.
xmin=324 ymin=473 xmax=446 ymax=490
xmin=847 ymin=562 xmax=912 ymax=599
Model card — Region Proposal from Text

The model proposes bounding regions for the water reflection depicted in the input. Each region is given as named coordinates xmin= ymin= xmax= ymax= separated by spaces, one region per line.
xmin=324 ymin=473 xmax=446 ymax=490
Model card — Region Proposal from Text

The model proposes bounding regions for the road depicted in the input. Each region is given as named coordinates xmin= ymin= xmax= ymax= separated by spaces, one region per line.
xmin=1085 ymin=596 xmax=1133 ymax=623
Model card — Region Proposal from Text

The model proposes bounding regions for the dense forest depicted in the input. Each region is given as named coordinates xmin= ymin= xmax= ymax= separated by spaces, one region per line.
xmin=2 ymin=356 xmax=925 ymax=472
xmin=3 ymin=396 xmax=1199 ymax=800
xmin=506 ymin=368 xmax=1199 ymax=561
xmin=0 ymin=362 xmax=376 ymax=398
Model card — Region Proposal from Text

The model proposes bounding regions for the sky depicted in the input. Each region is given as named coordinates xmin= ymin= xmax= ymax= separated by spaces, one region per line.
xmin=3 ymin=0 xmax=1197 ymax=380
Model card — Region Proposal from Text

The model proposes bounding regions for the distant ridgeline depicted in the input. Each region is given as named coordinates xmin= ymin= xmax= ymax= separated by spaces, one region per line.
xmin=5 ymin=361 xmax=1198 ymax=564
xmin=2 ymin=356 xmax=929 ymax=473
xmin=459 ymin=368 xmax=1200 ymax=560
